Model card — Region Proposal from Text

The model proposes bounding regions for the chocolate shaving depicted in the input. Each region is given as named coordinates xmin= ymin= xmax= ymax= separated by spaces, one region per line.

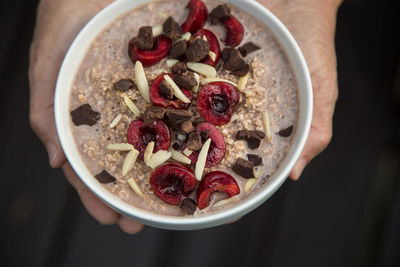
xmin=71 ymin=104 xmax=100 ymax=126
xmin=209 ymin=4 xmax=231 ymax=24
xmin=239 ymin=42 xmax=261 ymax=57
xmin=187 ymin=132 xmax=202 ymax=151
xmin=143 ymin=106 xmax=166 ymax=124
xmin=95 ymin=170 xmax=116 ymax=184
xmin=180 ymin=198 xmax=197 ymax=215
xmin=232 ymin=158 xmax=255 ymax=179
xmin=172 ymin=72 xmax=197 ymax=89
xmin=163 ymin=16 xmax=182 ymax=41
xmin=171 ymin=62 xmax=188 ymax=75
xmin=169 ymin=40 xmax=187 ymax=59
xmin=186 ymin=38 xmax=210 ymax=62
xmin=279 ymin=125 xmax=294 ymax=137
xmin=247 ymin=154 xmax=263 ymax=166
xmin=159 ymin=80 xmax=174 ymax=100
xmin=114 ymin=79 xmax=136 ymax=92
xmin=134 ymin=26 xmax=154 ymax=50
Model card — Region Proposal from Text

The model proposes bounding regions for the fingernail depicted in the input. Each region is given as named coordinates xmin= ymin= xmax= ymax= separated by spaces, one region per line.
xmin=46 ymin=142 xmax=57 ymax=167
xmin=292 ymin=158 xmax=307 ymax=181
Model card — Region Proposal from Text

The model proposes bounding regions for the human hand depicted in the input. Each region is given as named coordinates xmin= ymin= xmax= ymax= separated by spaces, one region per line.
xmin=258 ymin=0 xmax=342 ymax=180
xmin=29 ymin=0 xmax=143 ymax=234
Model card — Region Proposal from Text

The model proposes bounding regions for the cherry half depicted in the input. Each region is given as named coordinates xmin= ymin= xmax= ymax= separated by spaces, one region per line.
xmin=181 ymin=0 xmax=208 ymax=34
xmin=128 ymin=35 xmax=172 ymax=67
xmin=223 ymin=16 xmax=244 ymax=47
xmin=182 ymin=122 xmax=226 ymax=168
xmin=197 ymin=82 xmax=239 ymax=126
xmin=150 ymin=163 xmax=197 ymax=205
xmin=197 ymin=171 xmax=240 ymax=209
xmin=193 ymin=29 xmax=221 ymax=67
xmin=127 ymin=119 xmax=171 ymax=159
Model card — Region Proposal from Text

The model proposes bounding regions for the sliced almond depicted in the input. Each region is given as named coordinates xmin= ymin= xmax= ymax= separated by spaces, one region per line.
xmin=202 ymin=35 xmax=208 ymax=42
xmin=157 ymin=11 xmax=168 ymax=18
xmin=195 ymin=138 xmax=211 ymax=181
xmin=109 ymin=114 xmax=122 ymax=128
xmin=213 ymin=197 xmax=235 ymax=208
xmin=193 ymin=72 xmax=200 ymax=92
xmin=183 ymin=147 xmax=193 ymax=157
xmin=144 ymin=141 xmax=155 ymax=166
xmin=208 ymin=51 xmax=216 ymax=62
xmin=106 ymin=143 xmax=134 ymax=151
xmin=147 ymin=150 xmax=172 ymax=169
xmin=128 ymin=178 xmax=144 ymax=197
xmin=174 ymin=32 xmax=192 ymax=44
xmin=163 ymin=75 xmax=191 ymax=103
xmin=262 ymin=111 xmax=272 ymax=143
xmin=123 ymin=95 xmax=141 ymax=117
xmin=201 ymin=78 xmax=237 ymax=87
xmin=244 ymin=178 xmax=257 ymax=193
xmin=166 ymin=59 xmax=179 ymax=67
xmin=152 ymin=25 xmax=163 ymax=37
xmin=122 ymin=149 xmax=140 ymax=176
xmin=238 ymin=72 xmax=250 ymax=91
xmin=254 ymin=169 xmax=263 ymax=179
xmin=134 ymin=61 xmax=150 ymax=103
xmin=171 ymin=150 xmax=191 ymax=165
xmin=177 ymin=133 xmax=186 ymax=141
xmin=187 ymin=62 xmax=217 ymax=78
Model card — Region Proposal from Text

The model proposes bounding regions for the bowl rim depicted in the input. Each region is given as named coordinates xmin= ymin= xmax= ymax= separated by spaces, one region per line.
xmin=55 ymin=0 xmax=313 ymax=230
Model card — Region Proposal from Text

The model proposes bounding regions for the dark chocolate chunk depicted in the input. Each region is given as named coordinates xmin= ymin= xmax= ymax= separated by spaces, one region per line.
xmin=186 ymin=38 xmax=210 ymax=62
xmin=179 ymin=120 xmax=195 ymax=135
xmin=166 ymin=109 xmax=193 ymax=127
xmin=232 ymin=158 xmax=255 ymax=179
xmin=223 ymin=48 xmax=248 ymax=75
xmin=180 ymin=198 xmax=197 ymax=215
xmin=239 ymin=42 xmax=261 ymax=57
xmin=236 ymin=130 xmax=265 ymax=149
xmin=187 ymin=132 xmax=202 ymax=151
xmin=279 ymin=125 xmax=294 ymax=137
xmin=255 ymin=130 xmax=266 ymax=139
xmin=159 ymin=80 xmax=174 ymax=100
xmin=231 ymin=64 xmax=249 ymax=76
xmin=171 ymin=62 xmax=188 ymax=75
xmin=172 ymin=142 xmax=181 ymax=151
xmin=134 ymin=26 xmax=154 ymax=50
xmin=222 ymin=47 xmax=234 ymax=62
xmin=209 ymin=4 xmax=231 ymax=24
xmin=71 ymin=104 xmax=100 ymax=126
xmin=143 ymin=106 xmax=166 ymax=124
xmin=95 ymin=170 xmax=116 ymax=184
xmin=169 ymin=40 xmax=187 ymax=59
xmin=114 ymin=79 xmax=136 ymax=92
xmin=172 ymin=72 xmax=197 ymax=89
xmin=163 ymin=16 xmax=182 ymax=41
xmin=247 ymin=154 xmax=263 ymax=166
xmin=247 ymin=136 xmax=261 ymax=149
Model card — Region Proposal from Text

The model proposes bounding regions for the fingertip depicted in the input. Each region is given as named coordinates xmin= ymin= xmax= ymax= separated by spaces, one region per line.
xmin=289 ymin=158 xmax=307 ymax=181
xmin=46 ymin=141 xmax=66 ymax=168
xmin=118 ymin=216 xmax=144 ymax=234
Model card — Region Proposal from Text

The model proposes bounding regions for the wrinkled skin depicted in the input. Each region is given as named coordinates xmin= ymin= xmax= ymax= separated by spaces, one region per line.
xmin=29 ymin=0 xmax=342 ymax=233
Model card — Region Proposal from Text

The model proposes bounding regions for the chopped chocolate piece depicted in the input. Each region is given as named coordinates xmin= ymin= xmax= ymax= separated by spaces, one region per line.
xmin=171 ymin=62 xmax=188 ymax=75
xmin=279 ymin=125 xmax=294 ymax=137
xmin=223 ymin=48 xmax=247 ymax=75
xmin=236 ymin=130 xmax=265 ymax=149
xmin=231 ymin=64 xmax=249 ymax=76
xmin=143 ymin=106 xmax=166 ymax=124
xmin=193 ymin=116 xmax=206 ymax=126
xmin=166 ymin=109 xmax=193 ymax=126
xmin=186 ymin=38 xmax=210 ymax=62
xmin=159 ymin=80 xmax=174 ymax=100
xmin=172 ymin=72 xmax=197 ymax=89
xmin=247 ymin=136 xmax=261 ymax=149
xmin=172 ymin=142 xmax=181 ymax=151
xmin=134 ymin=26 xmax=154 ymax=50
xmin=209 ymin=4 xmax=231 ymax=24
xmin=255 ymin=130 xmax=266 ymax=139
xmin=114 ymin=79 xmax=136 ymax=92
xmin=200 ymin=129 xmax=210 ymax=141
xmin=163 ymin=16 xmax=182 ymax=41
xmin=71 ymin=104 xmax=100 ymax=126
xmin=239 ymin=42 xmax=261 ymax=57
xmin=247 ymin=154 xmax=263 ymax=166
xmin=232 ymin=158 xmax=255 ymax=179
xmin=169 ymin=40 xmax=187 ymax=59
xmin=187 ymin=132 xmax=202 ymax=151
xmin=222 ymin=47 xmax=234 ymax=62
xmin=95 ymin=170 xmax=116 ymax=184
xmin=179 ymin=120 xmax=195 ymax=135
xmin=180 ymin=198 xmax=197 ymax=215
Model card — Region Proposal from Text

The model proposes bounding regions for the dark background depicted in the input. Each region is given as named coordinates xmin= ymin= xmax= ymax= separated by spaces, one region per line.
xmin=1 ymin=0 xmax=399 ymax=266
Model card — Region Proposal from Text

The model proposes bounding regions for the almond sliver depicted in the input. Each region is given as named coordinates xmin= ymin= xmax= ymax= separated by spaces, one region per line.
xmin=244 ymin=178 xmax=257 ymax=193
xmin=107 ymin=143 xmax=134 ymax=151
xmin=122 ymin=149 xmax=139 ymax=176
xmin=128 ymin=178 xmax=144 ymax=197
xmin=193 ymin=72 xmax=200 ymax=92
xmin=147 ymin=150 xmax=172 ymax=169
xmin=262 ymin=111 xmax=272 ymax=143
xmin=166 ymin=59 xmax=179 ymax=67
xmin=208 ymin=51 xmax=216 ymax=62
xmin=187 ymin=62 xmax=217 ymax=77
xmin=152 ymin=25 xmax=163 ymax=37
xmin=171 ymin=150 xmax=191 ymax=165
xmin=202 ymin=35 xmax=208 ymax=42
xmin=195 ymin=138 xmax=211 ymax=181
xmin=201 ymin=78 xmax=237 ymax=87
xmin=134 ymin=61 xmax=150 ymax=103
xmin=238 ymin=72 xmax=250 ymax=91
xmin=174 ymin=32 xmax=192 ymax=43
xmin=109 ymin=114 xmax=122 ymax=128
xmin=183 ymin=147 xmax=193 ymax=157
xmin=164 ymin=75 xmax=191 ymax=103
xmin=213 ymin=197 xmax=235 ymax=208
xmin=144 ymin=141 xmax=155 ymax=166
xmin=123 ymin=95 xmax=141 ymax=117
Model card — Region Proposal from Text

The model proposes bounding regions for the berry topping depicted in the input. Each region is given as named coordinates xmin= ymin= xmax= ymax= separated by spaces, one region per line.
xmin=128 ymin=35 xmax=172 ymax=67
xmin=127 ymin=119 xmax=171 ymax=159
xmin=196 ymin=82 xmax=239 ymax=125
xmin=193 ymin=29 xmax=221 ymax=67
xmin=181 ymin=0 xmax=208 ymax=34
xmin=196 ymin=171 xmax=240 ymax=209
xmin=222 ymin=15 xmax=244 ymax=47
xmin=150 ymin=163 xmax=197 ymax=205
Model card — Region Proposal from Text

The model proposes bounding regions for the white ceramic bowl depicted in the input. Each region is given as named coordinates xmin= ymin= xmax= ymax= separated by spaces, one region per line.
xmin=55 ymin=0 xmax=312 ymax=230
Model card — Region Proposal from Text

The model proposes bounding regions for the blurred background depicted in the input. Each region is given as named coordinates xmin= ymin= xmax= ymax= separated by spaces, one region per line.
xmin=1 ymin=0 xmax=399 ymax=266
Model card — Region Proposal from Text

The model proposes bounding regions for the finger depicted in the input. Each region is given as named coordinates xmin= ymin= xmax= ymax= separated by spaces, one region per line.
xmin=118 ymin=216 xmax=144 ymax=234
xmin=62 ymin=163 xmax=120 ymax=225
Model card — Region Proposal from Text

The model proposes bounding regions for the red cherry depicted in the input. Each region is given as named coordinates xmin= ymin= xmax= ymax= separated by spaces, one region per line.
xmin=127 ymin=120 xmax=171 ymax=159
xmin=128 ymin=35 xmax=172 ymax=67
xmin=196 ymin=82 xmax=240 ymax=126
xmin=181 ymin=0 xmax=208 ymax=34
xmin=150 ymin=163 xmax=198 ymax=205
xmin=197 ymin=171 xmax=240 ymax=210
xmin=223 ymin=16 xmax=244 ymax=47
xmin=150 ymin=73 xmax=193 ymax=109
xmin=182 ymin=122 xmax=226 ymax=167
xmin=193 ymin=29 xmax=221 ymax=67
